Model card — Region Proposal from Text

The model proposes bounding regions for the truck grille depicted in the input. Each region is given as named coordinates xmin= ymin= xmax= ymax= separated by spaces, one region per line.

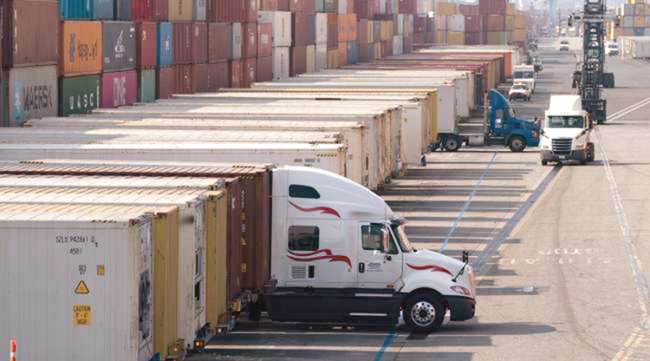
xmin=552 ymin=138 xmax=572 ymax=155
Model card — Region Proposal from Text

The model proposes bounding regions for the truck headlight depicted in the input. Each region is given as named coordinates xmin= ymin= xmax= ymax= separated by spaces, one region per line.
xmin=574 ymin=135 xmax=587 ymax=149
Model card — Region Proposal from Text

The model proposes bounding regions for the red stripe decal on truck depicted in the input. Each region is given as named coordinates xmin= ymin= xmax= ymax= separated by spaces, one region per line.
xmin=289 ymin=201 xmax=341 ymax=218
xmin=288 ymin=249 xmax=352 ymax=269
xmin=406 ymin=263 xmax=453 ymax=276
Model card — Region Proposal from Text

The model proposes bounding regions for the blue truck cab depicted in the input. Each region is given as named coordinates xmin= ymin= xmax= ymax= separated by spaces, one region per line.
xmin=486 ymin=89 xmax=540 ymax=152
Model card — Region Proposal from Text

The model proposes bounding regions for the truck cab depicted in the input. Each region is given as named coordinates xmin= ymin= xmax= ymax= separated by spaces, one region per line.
xmin=266 ymin=166 xmax=476 ymax=332
xmin=512 ymin=65 xmax=536 ymax=93
xmin=540 ymin=95 xmax=595 ymax=165
xmin=485 ymin=89 xmax=540 ymax=152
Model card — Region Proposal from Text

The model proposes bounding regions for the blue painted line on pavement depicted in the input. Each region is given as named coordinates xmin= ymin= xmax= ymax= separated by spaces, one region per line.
xmin=373 ymin=330 xmax=396 ymax=361
xmin=439 ymin=152 xmax=497 ymax=253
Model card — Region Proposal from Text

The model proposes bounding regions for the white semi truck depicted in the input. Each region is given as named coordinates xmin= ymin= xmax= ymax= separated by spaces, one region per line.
xmin=540 ymin=95 xmax=595 ymax=165
xmin=512 ymin=65 xmax=536 ymax=92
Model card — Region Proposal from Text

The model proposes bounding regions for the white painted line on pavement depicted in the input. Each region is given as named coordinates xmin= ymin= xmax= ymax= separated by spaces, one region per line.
xmin=607 ymin=97 xmax=650 ymax=122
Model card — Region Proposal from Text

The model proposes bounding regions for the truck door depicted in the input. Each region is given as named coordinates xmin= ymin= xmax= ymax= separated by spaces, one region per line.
xmin=356 ymin=223 xmax=403 ymax=289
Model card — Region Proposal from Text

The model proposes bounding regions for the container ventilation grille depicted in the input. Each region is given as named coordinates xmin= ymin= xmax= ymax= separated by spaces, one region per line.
xmin=291 ymin=265 xmax=307 ymax=279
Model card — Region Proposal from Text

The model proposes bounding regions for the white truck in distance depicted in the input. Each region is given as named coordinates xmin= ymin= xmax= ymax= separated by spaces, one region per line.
xmin=265 ymin=166 xmax=476 ymax=332
xmin=512 ymin=65 xmax=536 ymax=93
xmin=540 ymin=95 xmax=595 ymax=165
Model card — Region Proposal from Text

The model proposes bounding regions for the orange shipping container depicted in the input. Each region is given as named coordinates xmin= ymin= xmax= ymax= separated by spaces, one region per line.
xmin=60 ymin=21 xmax=103 ymax=76
xmin=338 ymin=42 xmax=348 ymax=65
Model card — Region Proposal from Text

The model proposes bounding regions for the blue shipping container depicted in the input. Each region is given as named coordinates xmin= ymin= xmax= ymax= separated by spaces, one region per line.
xmin=634 ymin=27 xmax=645 ymax=36
xmin=157 ymin=22 xmax=173 ymax=67
xmin=347 ymin=41 xmax=357 ymax=65
xmin=59 ymin=0 xmax=114 ymax=20
xmin=115 ymin=0 xmax=131 ymax=20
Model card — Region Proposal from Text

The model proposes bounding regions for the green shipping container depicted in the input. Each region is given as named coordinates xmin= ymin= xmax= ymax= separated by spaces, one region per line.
xmin=138 ymin=69 xmax=156 ymax=103
xmin=59 ymin=75 xmax=101 ymax=116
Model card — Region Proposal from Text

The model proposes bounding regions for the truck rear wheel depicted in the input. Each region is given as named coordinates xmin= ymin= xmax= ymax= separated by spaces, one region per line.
xmin=443 ymin=136 xmax=461 ymax=152
xmin=404 ymin=293 xmax=445 ymax=333
xmin=508 ymin=136 xmax=526 ymax=152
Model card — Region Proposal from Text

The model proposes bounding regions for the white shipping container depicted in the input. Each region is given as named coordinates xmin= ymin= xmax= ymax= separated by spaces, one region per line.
xmin=448 ymin=14 xmax=465 ymax=33
xmin=0 ymin=204 xmax=157 ymax=361
xmin=623 ymin=16 xmax=634 ymax=28
xmin=338 ymin=0 xmax=347 ymax=14
xmin=315 ymin=13 xmax=328 ymax=45
xmin=232 ymin=22 xmax=243 ymax=59
xmin=393 ymin=35 xmax=403 ymax=56
xmin=435 ymin=15 xmax=447 ymax=31
xmin=417 ymin=0 xmax=433 ymax=15
xmin=257 ymin=11 xmax=292 ymax=47
xmin=620 ymin=36 xmax=650 ymax=58
xmin=397 ymin=14 xmax=405 ymax=35
xmin=272 ymin=47 xmax=290 ymax=80
xmin=379 ymin=0 xmax=387 ymax=14
xmin=316 ymin=43 xmax=328 ymax=71
xmin=8 ymin=65 xmax=58 ymax=126
xmin=306 ymin=45 xmax=316 ymax=73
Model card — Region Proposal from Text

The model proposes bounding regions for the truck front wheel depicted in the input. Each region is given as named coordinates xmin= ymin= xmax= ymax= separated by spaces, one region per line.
xmin=404 ymin=293 xmax=445 ymax=333
xmin=443 ymin=136 xmax=461 ymax=152
xmin=587 ymin=143 xmax=595 ymax=162
xmin=508 ymin=136 xmax=526 ymax=152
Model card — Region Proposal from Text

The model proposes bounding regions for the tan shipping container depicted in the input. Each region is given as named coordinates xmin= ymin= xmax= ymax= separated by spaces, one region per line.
xmin=446 ymin=31 xmax=465 ymax=45
xmin=169 ymin=0 xmax=194 ymax=21
xmin=505 ymin=15 xmax=515 ymax=31
xmin=60 ymin=21 xmax=103 ymax=76
xmin=634 ymin=16 xmax=646 ymax=27
xmin=435 ymin=2 xmax=458 ymax=16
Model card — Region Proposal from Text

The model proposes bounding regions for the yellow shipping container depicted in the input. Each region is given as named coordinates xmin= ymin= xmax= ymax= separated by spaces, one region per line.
xmin=514 ymin=15 xmax=527 ymax=29
xmin=380 ymin=20 xmax=394 ymax=41
xmin=434 ymin=30 xmax=447 ymax=44
xmin=367 ymin=21 xmax=375 ymax=43
xmin=512 ymin=29 xmax=526 ymax=42
xmin=205 ymin=190 xmax=229 ymax=332
xmin=435 ymin=2 xmax=458 ymax=16
xmin=327 ymin=49 xmax=339 ymax=69
xmin=373 ymin=42 xmax=382 ymax=60
xmin=634 ymin=15 xmax=646 ymax=27
xmin=505 ymin=15 xmax=515 ymax=31
xmin=168 ymin=0 xmax=193 ymax=21
xmin=506 ymin=3 xmax=516 ymax=15
xmin=447 ymin=31 xmax=465 ymax=45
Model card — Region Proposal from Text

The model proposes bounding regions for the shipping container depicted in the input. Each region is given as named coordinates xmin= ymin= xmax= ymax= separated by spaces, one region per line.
xmin=338 ymin=42 xmax=347 ymax=65
xmin=327 ymin=48 xmax=339 ymax=68
xmin=2 ymin=0 xmax=59 ymax=68
xmin=208 ymin=23 xmax=232 ymax=62
xmin=465 ymin=15 xmax=481 ymax=33
xmin=194 ymin=0 xmax=207 ymax=20
xmin=242 ymin=58 xmax=257 ymax=88
xmin=485 ymin=14 xmax=505 ymax=32
xmin=316 ymin=12 xmax=328 ymax=44
xmin=174 ymin=64 xmax=193 ymax=93
xmin=0 ymin=80 xmax=5 ymax=127
xmin=59 ymin=0 xmax=114 ymax=19
xmin=169 ymin=0 xmax=193 ymax=21
xmin=232 ymin=22 xmax=243 ymax=59
xmin=157 ymin=22 xmax=174 ymax=67
xmin=290 ymin=46 xmax=308 ymax=76
xmin=155 ymin=0 xmax=169 ymax=21
xmin=258 ymin=11 xmax=292 ymax=47
xmin=102 ymin=21 xmax=137 ymax=72
xmin=209 ymin=0 xmax=257 ymax=23
xmin=316 ymin=43 xmax=327 ymax=70
xmin=6 ymin=66 xmax=58 ymax=126
xmin=0 ymin=204 xmax=157 ymax=361
xmin=101 ymin=70 xmax=137 ymax=108
xmin=138 ymin=69 xmax=156 ymax=102
xmin=230 ymin=59 xmax=243 ymax=87
xmin=459 ymin=4 xmax=479 ymax=16
xmin=435 ymin=1 xmax=457 ymax=16
xmin=193 ymin=22 xmax=209 ymax=63
xmin=479 ymin=0 xmax=506 ymax=15
xmin=60 ymin=21 xmax=103 ymax=76
xmin=137 ymin=22 xmax=158 ymax=69
xmin=156 ymin=66 xmax=175 ymax=98
xmin=207 ymin=61 xmax=230 ymax=90
xmin=306 ymin=45 xmax=316 ymax=73
xmin=347 ymin=41 xmax=357 ymax=63
xmin=293 ymin=12 xmax=315 ymax=47
xmin=327 ymin=13 xmax=338 ymax=49
xmin=392 ymin=35 xmax=403 ymax=55
xmin=242 ymin=22 xmax=258 ymax=58
xmin=258 ymin=23 xmax=273 ymax=57
xmin=59 ymin=74 xmax=101 ymax=116
xmin=115 ymin=0 xmax=131 ymax=19
xmin=173 ymin=22 xmax=193 ymax=64
xmin=257 ymin=56 xmax=273 ymax=82
xmin=132 ymin=0 xmax=156 ymax=20
xmin=273 ymin=47 xmax=290 ymax=80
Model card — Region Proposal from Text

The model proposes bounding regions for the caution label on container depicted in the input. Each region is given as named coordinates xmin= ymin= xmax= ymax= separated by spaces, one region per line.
xmin=74 ymin=280 xmax=90 ymax=295
xmin=73 ymin=304 xmax=91 ymax=326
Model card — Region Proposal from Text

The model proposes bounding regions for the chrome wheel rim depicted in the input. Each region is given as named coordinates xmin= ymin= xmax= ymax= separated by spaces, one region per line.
xmin=512 ymin=139 xmax=524 ymax=150
xmin=411 ymin=301 xmax=436 ymax=327
xmin=445 ymin=139 xmax=458 ymax=150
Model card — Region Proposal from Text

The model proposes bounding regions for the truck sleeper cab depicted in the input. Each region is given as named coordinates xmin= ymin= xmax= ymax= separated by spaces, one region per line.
xmin=540 ymin=95 xmax=595 ymax=165
xmin=265 ymin=167 xmax=476 ymax=332
xmin=512 ymin=65 xmax=536 ymax=93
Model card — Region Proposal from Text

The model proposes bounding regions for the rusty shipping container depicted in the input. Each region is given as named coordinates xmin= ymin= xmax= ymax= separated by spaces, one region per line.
xmin=256 ymin=56 xmax=273 ymax=82
xmin=192 ymin=22 xmax=209 ymax=63
xmin=173 ymin=22 xmax=193 ymax=64
xmin=459 ymin=4 xmax=479 ymax=16
xmin=354 ymin=0 xmax=378 ymax=19
xmin=257 ymin=23 xmax=272 ymax=57
xmin=101 ymin=70 xmax=137 ymax=108
xmin=156 ymin=66 xmax=174 ymax=98
xmin=259 ymin=0 xmax=279 ymax=10
xmin=102 ymin=21 xmax=137 ymax=72
xmin=242 ymin=22 xmax=258 ymax=59
xmin=242 ymin=57 xmax=257 ymax=88
xmin=60 ymin=21 xmax=103 ymax=76
xmin=137 ymin=22 xmax=157 ymax=69
xmin=192 ymin=63 xmax=210 ymax=92
xmin=131 ymin=0 xmax=155 ymax=20
xmin=485 ymin=15 xmax=505 ymax=32
xmin=479 ymin=0 xmax=506 ymax=15
xmin=169 ymin=0 xmax=193 ymax=21
xmin=208 ymin=23 xmax=231 ymax=62
xmin=155 ymin=0 xmax=169 ymax=20
xmin=209 ymin=0 xmax=257 ymax=23
xmin=207 ymin=61 xmax=230 ymax=90
xmin=290 ymin=46 xmax=307 ymax=76
xmin=174 ymin=64 xmax=193 ymax=93
xmin=465 ymin=15 xmax=482 ymax=33
xmin=229 ymin=59 xmax=243 ymax=88
xmin=327 ymin=13 xmax=338 ymax=49
xmin=2 ymin=0 xmax=59 ymax=68
xmin=5 ymin=65 xmax=58 ymax=126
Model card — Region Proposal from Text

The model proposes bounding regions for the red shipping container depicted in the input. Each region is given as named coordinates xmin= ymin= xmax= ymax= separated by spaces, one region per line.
xmin=277 ymin=0 xmax=289 ymax=10
xmin=357 ymin=43 xmax=369 ymax=62
xmin=290 ymin=46 xmax=307 ymax=76
xmin=174 ymin=64 xmax=193 ymax=93
xmin=207 ymin=61 xmax=230 ymax=90
xmin=414 ymin=16 xmax=426 ymax=33
xmin=459 ymin=4 xmax=479 ymax=16
xmin=192 ymin=22 xmax=209 ymax=63
xmin=229 ymin=59 xmax=243 ymax=88
xmin=256 ymin=56 xmax=273 ymax=82
xmin=154 ymin=0 xmax=169 ymax=21
xmin=101 ymin=70 xmax=137 ymax=108
xmin=337 ymin=42 xmax=347 ymax=66
xmin=293 ymin=13 xmax=311 ymax=47
xmin=398 ymin=0 xmax=416 ymax=14
xmin=2 ymin=0 xmax=59 ymax=68
xmin=208 ymin=0 xmax=257 ymax=23
xmin=242 ymin=57 xmax=257 ymax=88
xmin=132 ymin=0 xmax=155 ymax=20
xmin=302 ymin=0 xmax=315 ymax=13
xmin=413 ymin=32 xmax=425 ymax=44
xmin=485 ymin=15 xmax=505 ymax=32
xmin=465 ymin=32 xmax=482 ymax=45
xmin=173 ymin=22 xmax=193 ymax=64
xmin=208 ymin=23 xmax=232 ymax=63
xmin=479 ymin=0 xmax=506 ymax=15
xmin=157 ymin=66 xmax=174 ymax=98
xmin=257 ymin=23 xmax=273 ymax=57
xmin=288 ymin=0 xmax=303 ymax=12
xmin=465 ymin=15 xmax=482 ymax=33
xmin=357 ymin=19 xmax=369 ymax=44
xmin=354 ymin=0 xmax=378 ymax=19
xmin=136 ymin=22 xmax=157 ymax=69
xmin=192 ymin=63 xmax=210 ymax=92
xmin=259 ymin=0 xmax=279 ymax=10
xmin=242 ymin=22 xmax=258 ymax=58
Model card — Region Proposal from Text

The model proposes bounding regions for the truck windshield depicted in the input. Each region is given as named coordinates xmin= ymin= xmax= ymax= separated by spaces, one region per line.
xmin=514 ymin=71 xmax=534 ymax=78
xmin=391 ymin=223 xmax=414 ymax=252
xmin=547 ymin=116 xmax=584 ymax=128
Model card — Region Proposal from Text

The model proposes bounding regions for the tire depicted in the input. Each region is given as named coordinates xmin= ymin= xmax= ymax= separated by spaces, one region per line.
xmin=587 ymin=143 xmax=595 ymax=162
xmin=541 ymin=159 xmax=548 ymax=166
xmin=248 ymin=301 xmax=261 ymax=322
xmin=443 ymin=136 xmax=461 ymax=152
xmin=403 ymin=293 xmax=445 ymax=333
xmin=508 ymin=136 xmax=527 ymax=152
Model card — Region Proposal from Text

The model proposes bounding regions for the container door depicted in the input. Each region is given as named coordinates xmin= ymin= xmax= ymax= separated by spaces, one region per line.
xmin=356 ymin=222 xmax=403 ymax=289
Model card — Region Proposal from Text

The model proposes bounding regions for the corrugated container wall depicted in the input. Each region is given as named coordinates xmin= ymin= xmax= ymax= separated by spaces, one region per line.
xmin=59 ymin=0 xmax=114 ymax=19
xmin=173 ymin=22 xmax=193 ymax=64
xmin=207 ymin=61 xmax=230 ymax=89
xmin=138 ymin=69 xmax=156 ymax=102
xmin=258 ymin=11 xmax=292 ymax=47
xmin=479 ymin=0 xmax=506 ymax=15
xmin=209 ymin=0 xmax=257 ymax=23
xmin=192 ymin=22 xmax=209 ymax=63
xmin=232 ymin=22 xmax=243 ymax=59
xmin=7 ymin=66 xmax=58 ymax=126
xmin=156 ymin=66 xmax=174 ymax=98
xmin=101 ymin=70 xmax=137 ymax=107
xmin=2 ymin=0 xmax=59 ymax=68
xmin=137 ymin=22 xmax=158 ymax=69
xmin=60 ymin=21 xmax=103 ymax=76
xmin=58 ymin=74 xmax=100 ymax=116
xmin=242 ymin=22 xmax=258 ymax=58
xmin=115 ymin=0 xmax=131 ymax=19
xmin=157 ymin=22 xmax=174 ymax=67
xmin=131 ymin=0 xmax=156 ymax=20
xmin=169 ymin=0 xmax=193 ymax=21
xmin=208 ymin=23 xmax=232 ymax=62
xmin=194 ymin=0 xmax=207 ymax=20
xmin=258 ymin=23 xmax=273 ymax=57
xmin=102 ymin=21 xmax=137 ymax=72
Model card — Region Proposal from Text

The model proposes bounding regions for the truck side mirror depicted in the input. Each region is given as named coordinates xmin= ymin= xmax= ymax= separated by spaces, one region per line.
xmin=381 ymin=229 xmax=390 ymax=253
